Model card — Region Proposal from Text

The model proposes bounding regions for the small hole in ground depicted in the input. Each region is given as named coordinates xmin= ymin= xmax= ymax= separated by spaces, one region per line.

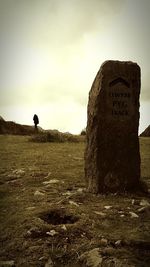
xmin=39 ymin=209 xmax=79 ymax=225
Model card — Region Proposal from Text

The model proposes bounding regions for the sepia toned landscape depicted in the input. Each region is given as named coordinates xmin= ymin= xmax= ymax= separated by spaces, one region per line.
xmin=0 ymin=133 xmax=150 ymax=267
xmin=0 ymin=1 xmax=150 ymax=266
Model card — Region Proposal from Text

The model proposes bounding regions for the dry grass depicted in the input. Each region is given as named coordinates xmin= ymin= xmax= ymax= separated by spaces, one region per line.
xmin=0 ymin=135 xmax=150 ymax=266
xmin=29 ymin=130 xmax=85 ymax=143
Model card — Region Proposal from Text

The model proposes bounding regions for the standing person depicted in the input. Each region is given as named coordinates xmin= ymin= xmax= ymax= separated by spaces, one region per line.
xmin=33 ymin=114 xmax=39 ymax=129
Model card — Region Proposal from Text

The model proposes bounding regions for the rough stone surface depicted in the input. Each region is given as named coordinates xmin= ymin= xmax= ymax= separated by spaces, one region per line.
xmin=85 ymin=60 xmax=141 ymax=193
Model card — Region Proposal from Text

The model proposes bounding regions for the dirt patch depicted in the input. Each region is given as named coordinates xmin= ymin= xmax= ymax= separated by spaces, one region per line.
xmin=39 ymin=209 xmax=79 ymax=225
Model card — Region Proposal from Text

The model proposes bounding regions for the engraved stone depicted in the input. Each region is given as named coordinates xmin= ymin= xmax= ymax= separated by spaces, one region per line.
xmin=85 ymin=60 xmax=141 ymax=193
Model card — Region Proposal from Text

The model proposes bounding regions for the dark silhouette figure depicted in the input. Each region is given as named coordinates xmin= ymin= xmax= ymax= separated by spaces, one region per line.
xmin=33 ymin=114 xmax=39 ymax=130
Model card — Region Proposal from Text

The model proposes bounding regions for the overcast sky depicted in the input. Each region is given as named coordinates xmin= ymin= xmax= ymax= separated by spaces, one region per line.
xmin=0 ymin=0 xmax=149 ymax=133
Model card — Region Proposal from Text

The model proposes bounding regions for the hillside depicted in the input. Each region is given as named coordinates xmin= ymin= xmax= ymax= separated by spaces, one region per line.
xmin=0 ymin=117 xmax=83 ymax=142
xmin=0 ymin=116 xmax=5 ymax=121
xmin=0 ymin=118 xmax=42 ymax=135
xmin=140 ymin=125 xmax=150 ymax=137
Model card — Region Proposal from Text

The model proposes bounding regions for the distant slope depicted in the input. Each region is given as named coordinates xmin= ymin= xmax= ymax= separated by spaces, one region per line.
xmin=0 ymin=119 xmax=43 ymax=135
xmin=0 ymin=115 xmax=5 ymax=121
xmin=140 ymin=125 xmax=150 ymax=137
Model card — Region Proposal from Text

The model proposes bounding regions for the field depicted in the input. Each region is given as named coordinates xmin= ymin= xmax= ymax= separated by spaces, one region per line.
xmin=0 ymin=135 xmax=150 ymax=267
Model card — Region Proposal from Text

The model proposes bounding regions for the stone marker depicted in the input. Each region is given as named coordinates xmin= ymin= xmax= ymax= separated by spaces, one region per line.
xmin=85 ymin=60 xmax=141 ymax=193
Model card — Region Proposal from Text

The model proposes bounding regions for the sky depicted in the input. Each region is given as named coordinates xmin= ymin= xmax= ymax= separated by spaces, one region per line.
xmin=0 ymin=0 xmax=149 ymax=134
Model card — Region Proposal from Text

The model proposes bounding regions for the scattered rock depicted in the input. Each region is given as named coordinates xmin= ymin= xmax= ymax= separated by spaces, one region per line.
xmin=43 ymin=179 xmax=59 ymax=185
xmin=137 ymin=207 xmax=145 ymax=213
xmin=26 ymin=227 xmax=42 ymax=238
xmin=115 ymin=240 xmax=122 ymax=247
xmin=73 ymin=157 xmax=83 ymax=160
xmin=46 ymin=230 xmax=58 ymax=236
xmin=140 ymin=199 xmax=150 ymax=207
xmin=77 ymin=188 xmax=85 ymax=193
xmin=118 ymin=211 xmax=124 ymax=214
xmin=44 ymin=172 xmax=52 ymax=179
xmin=7 ymin=169 xmax=25 ymax=179
xmin=81 ymin=232 xmax=86 ymax=237
xmin=45 ymin=257 xmax=54 ymax=267
xmin=61 ymin=225 xmax=67 ymax=231
xmin=0 ymin=261 xmax=15 ymax=267
xmin=13 ymin=169 xmax=25 ymax=175
xmin=104 ymin=206 xmax=112 ymax=210
xmin=99 ymin=238 xmax=108 ymax=246
xmin=26 ymin=206 xmax=35 ymax=210
xmin=131 ymin=199 xmax=135 ymax=205
xmin=131 ymin=199 xmax=139 ymax=205
xmin=26 ymin=230 xmax=32 ymax=236
xmin=79 ymin=248 xmax=102 ymax=267
xmin=34 ymin=190 xmax=45 ymax=197
xmin=6 ymin=179 xmax=22 ymax=186
xmin=39 ymin=256 xmax=46 ymax=261
xmin=138 ymin=206 xmax=150 ymax=213
xmin=62 ymin=191 xmax=74 ymax=196
xmin=69 ymin=200 xmax=79 ymax=207
xmin=129 ymin=212 xmax=139 ymax=218
xmin=94 ymin=211 xmax=106 ymax=217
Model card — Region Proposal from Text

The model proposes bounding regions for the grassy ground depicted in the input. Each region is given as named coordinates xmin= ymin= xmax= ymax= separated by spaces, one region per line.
xmin=0 ymin=135 xmax=150 ymax=267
